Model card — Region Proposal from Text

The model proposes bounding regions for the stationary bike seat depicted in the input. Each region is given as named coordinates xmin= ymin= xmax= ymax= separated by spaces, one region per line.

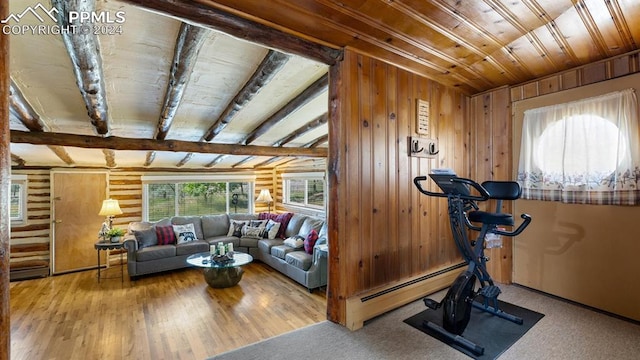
xmin=468 ymin=211 xmax=514 ymax=226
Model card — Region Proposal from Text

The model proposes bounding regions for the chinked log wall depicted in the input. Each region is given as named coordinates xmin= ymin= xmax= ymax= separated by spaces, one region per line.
xmin=468 ymin=49 xmax=640 ymax=285
xmin=9 ymin=169 xmax=277 ymax=274
xmin=329 ymin=50 xmax=470 ymax=329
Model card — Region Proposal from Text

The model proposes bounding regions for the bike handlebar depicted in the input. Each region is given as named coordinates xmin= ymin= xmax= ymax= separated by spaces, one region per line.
xmin=491 ymin=214 xmax=532 ymax=237
xmin=413 ymin=175 xmax=490 ymax=202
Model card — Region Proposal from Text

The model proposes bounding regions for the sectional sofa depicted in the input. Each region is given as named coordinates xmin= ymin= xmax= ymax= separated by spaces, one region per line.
xmin=122 ymin=212 xmax=328 ymax=291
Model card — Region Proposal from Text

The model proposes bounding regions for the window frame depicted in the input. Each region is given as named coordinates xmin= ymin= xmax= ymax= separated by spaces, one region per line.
xmin=141 ymin=174 xmax=256 ymax=221
xmin=282 ymin=172 xmax=326 ymax=211
xmin=10 ymin=174 xmax=28 ymax=225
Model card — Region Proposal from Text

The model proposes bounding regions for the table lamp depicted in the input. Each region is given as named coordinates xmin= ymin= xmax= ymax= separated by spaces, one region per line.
xmin=255 ymin=189 xmax=273 ymax=213
xmin=98 ymin=199 xmax=122 ymax=240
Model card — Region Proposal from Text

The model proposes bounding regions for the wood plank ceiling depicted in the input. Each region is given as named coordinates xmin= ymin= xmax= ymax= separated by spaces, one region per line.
xmin=8 ymin=0 xmax=640 ymax=169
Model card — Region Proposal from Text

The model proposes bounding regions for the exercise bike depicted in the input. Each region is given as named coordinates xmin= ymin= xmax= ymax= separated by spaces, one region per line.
xmin=413 ymin=172 xmax=532 ymax=356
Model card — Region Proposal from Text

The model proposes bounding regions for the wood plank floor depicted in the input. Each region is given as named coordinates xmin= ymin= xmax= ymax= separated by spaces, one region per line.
xmin=9 ymin=262 xmax=327 ymax=360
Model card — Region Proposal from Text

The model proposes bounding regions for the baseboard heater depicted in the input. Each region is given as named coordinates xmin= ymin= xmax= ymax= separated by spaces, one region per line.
xmin=345 ymin=262 xmax=465 ymax=330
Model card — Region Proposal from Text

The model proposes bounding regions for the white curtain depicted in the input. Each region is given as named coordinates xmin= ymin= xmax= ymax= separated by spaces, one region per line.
xmin=517 ymin=88 xmax=640 ymax=205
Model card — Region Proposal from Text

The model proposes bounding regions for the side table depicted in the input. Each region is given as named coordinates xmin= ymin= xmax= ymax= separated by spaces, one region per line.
xmin=94 ymin=241 xmax=124 ymax=283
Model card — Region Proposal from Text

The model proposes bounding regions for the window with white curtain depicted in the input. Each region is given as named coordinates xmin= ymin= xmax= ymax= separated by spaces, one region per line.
xmin=517 ymin=88 xmax=640 ymax=205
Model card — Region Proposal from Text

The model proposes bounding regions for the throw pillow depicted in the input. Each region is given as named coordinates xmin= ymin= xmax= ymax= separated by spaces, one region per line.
xmin=133 ymin=228 xmax=158 ymax=249
xmin=262 ymin=219 xmax=281 ymax=239
xmin=155 ymin=225 xmax=176 ymax=245
xmin=283 ymin=235 xmax=305 ymax=249
xmin=173 ymin=223 xmax=197 ymax=244
xmin=227 ymin=220 xmax=247 ymax=237
xmin=304 ymin=229 xmax=319 ymax=254
xmin=242 ymin=226 xmax=263 ymax=239
xmin=258 ymin=212 xmax=293 ymax=238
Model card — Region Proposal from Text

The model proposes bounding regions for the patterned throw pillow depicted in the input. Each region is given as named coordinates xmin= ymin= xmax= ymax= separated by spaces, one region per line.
xmin=283 ymin=235 xmax=305 ymax=248
xmin=262 ymin=219 xmax=281 ymax=239
xmin=258 ymin=212 xmax=293 ymax=239
xmin=227 ymin=220 xmax=247 ymax=237
xmin=304 ymin=229 xmax=319 ymax=254
xmin=173 ymin=223 xmax=197 ymax=244
xmin=242 ymin=220 xmax=267 ymax=239
xmin=155 ymin=225 xmax=176 ymax=245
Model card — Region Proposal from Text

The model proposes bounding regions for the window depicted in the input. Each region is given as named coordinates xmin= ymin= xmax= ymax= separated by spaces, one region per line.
xmin=11 ymin=174 xmax=28 ymax=225
xmin=282 ymin=172 xmax=326 ymax=210
xmin=143 ymin=175 xmax=255 ymax=221
xmin=517 ymin=89 xmax=640 ymax=205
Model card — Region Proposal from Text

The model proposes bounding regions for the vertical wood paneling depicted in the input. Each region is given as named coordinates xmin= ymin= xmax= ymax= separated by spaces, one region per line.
xmin=328 ymin=50 xmax=469 ymax=325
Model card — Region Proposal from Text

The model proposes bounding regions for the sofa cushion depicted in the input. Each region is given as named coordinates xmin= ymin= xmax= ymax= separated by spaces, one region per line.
xmin=128 ymin=218 xmax=171 ymax=233
xmin=136 ymin=245 xmax=176 ymax=262
xmin=257 ymin=238 xmax=283 ymax=254
xmin=132 ymin=228 xmax=158 ymax=249
xmin=284 ymin=214 xmax=307 ymax=238
xmin=258 ymin=212 xmax=293 ymax=238
xmin=286 ymin=251 xmax=313 ymax=271
xmin=175 ymin=240 xmax=209 ymax=256
xmin=172 ymin=216 xmax=204 ymax=240
xmin=155 ymin=225 xmax=176 ymax=245
xmin=173 ymin=223 xmax=198 ymax=244
xmin=298 ymin=217 xmax=324 ymax=237
xmin=271 ymin=244 xmax=297 ymax=260
xmin=201 ymin=214 xmax=229 ymax=238
xmin=239 ymin=237 xmax=261 ymax=248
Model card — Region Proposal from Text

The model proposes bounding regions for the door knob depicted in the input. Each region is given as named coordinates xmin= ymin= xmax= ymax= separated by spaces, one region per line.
xmin=53 ymin=220 xmax=62 ymax=224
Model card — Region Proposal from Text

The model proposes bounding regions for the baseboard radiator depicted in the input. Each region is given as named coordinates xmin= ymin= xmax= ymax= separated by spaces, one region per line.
xmin=10 ymin=267 xmax=50 ymax=281
xmin=345 ymin=262 xmax=465 ymax=330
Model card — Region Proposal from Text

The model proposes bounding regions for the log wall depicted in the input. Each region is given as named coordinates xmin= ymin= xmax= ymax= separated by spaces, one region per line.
xmin=9 ymin=168 xmax=277 ymax=274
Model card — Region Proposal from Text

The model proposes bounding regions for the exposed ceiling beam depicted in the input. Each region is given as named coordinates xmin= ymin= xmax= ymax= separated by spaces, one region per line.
xmin=119 ymin=0 xmax=342 ymax=65
xmin=143 ymin=152 xmax=156 ymax=167
xmin=231 ymin=112 xmax=328 ymax=168
xmin=178 ymin=50 xmax=290 ymax=167
xmin=202 ymin=50 xmax=290 ymax=142
xmin=10 ymin=130 xmax=327 ymax=158
xmin=10 ymin=78 xmax=77 ymax=166
xmin=10 ymin=154 xmax=25 ymax=167
xmin=102 ymin=149 xmax=116 ymax=168
xmin=9 ymin=80 xmax=45 ymax=132
xmin=146 ymin=22 xmax=212 ymax=167
xmin=156 ymin=23 xmax=211 ymax=140
xmin=244 ymin=73 xmax=328 ymax=145
xmin=47 ymin=145 xmax=75 ymax=166
xmin=254 ymin=134 xmax=329 ymax=168
xmin=52 ymin=0 xmax=110 ymax=135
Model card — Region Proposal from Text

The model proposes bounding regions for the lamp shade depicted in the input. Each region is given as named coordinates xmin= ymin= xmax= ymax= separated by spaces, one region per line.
xmin=98 ymin=199 xmax=123 ymax=216
xmin=255 ymin=189 xmax=273 ymax=203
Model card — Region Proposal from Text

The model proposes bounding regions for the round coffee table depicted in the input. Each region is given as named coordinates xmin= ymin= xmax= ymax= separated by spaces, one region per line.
xmin=186 ymin=252 xmax=253 ymax=288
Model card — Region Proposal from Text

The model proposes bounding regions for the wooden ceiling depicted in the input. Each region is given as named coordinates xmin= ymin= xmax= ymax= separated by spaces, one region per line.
xmin=9 ymin=0 xmax=640 ymax=169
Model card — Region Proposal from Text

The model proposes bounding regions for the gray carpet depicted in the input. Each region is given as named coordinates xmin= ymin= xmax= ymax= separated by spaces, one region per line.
xmin=209 ymin=285 xmax=640 ymax=360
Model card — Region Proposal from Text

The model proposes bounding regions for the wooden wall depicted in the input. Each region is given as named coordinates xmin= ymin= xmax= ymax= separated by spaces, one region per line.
xmin=328 ymin=49 xmax=470 ymax=327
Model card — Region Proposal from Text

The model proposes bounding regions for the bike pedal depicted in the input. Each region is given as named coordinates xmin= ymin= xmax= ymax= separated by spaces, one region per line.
xmin=423 ymin=298 xmax=440 ymax=309
xmin=479 ymin=285 xmax=501 ymax=298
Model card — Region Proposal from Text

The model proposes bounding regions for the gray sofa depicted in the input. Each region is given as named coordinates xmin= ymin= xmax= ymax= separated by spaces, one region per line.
xmin=122 ymin=212 xmax=327 ymax=291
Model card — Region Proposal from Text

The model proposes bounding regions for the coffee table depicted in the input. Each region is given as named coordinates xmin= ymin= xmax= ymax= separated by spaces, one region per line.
xmin=186 ymin=252 xmax=253 ymax=288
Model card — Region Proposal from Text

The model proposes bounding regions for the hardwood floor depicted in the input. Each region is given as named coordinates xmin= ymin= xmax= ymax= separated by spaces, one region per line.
xmin=9 ymin=262 xmax=327 ymax=360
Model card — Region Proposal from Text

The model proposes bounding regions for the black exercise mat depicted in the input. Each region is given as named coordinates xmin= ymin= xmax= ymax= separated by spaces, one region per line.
xmin=404 ymin=298 xmax=544 ymax=359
